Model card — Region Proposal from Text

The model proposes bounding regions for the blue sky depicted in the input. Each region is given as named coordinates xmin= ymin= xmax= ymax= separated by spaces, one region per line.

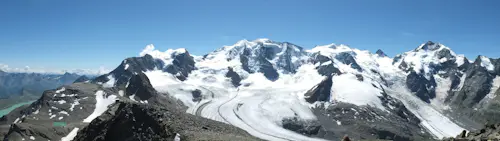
xmin=1 ymin=0 xmax=499 ymax=72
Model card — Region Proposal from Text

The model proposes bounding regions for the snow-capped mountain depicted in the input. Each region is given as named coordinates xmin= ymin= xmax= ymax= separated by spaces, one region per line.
xmin=2 ymin=39 xmax=500 ymax=141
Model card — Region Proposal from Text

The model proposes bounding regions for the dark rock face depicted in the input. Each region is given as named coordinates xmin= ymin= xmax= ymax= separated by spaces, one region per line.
xmin=94 ymin=52 xmax=196 ymax=88
xmin=490 ymin=58 xmax=500 ymax=75
xmin=450 ymin=58 xmax=494 ymax=108
xmin=311 ymin=103 xmax=432 ymax=141
xmin=282 ymin=117 xmax=321 ymax=136
xmin=311 ymin=54 xmax=342 ymax=76
xmin=398 ymin=61 xmax=410 ymax=71
xmin=335 ymin=52 xmax=362 ymax=72
xmin=239 ymin=48 xmax=252 ymax=73
xmin=191 ymin=89 xmax=202 ymax=102
xmin=406 ymin=71 xmax=436 ymax=103
xmin=74 ymin=102 xmax=259 ymax=141
xmin=238 ymin=47 xmax=279 ymax=81
xmin=418 ymin=41 xmax=442 ymax=51
xmin=436 ymin=48 xmax=455 ymax=61
xmin=225 ymin=67 xmax=241 ymax=87
xmin=375 ymin=49 xmax=387 ymax=57
xmin=93 ymin=54 xmax=164 ymax=87
xmin=73 ymin=75 xmax=90 ymax=83
xmin=164 ymin=51 xmax=196 ymax=81
xmin=459 ymin=57 xmax=472 ymax=71
xmin=304 ymin=76 xmax=333 ymax=103
xmin=235 ymin=42 xmax=308 ymax=81
xmin=125 ymin=73 xmax=156 ymax=101
xmin=258 ymin=57 xmax=279 ymax=81
xmin=275 ymin=42 xmax=307 ymax=74
xmin=317 ymin=63 xmax=342 ymax=76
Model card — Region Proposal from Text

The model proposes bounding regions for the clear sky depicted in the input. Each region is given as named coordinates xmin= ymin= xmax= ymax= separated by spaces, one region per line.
xmin=1 ymin=0 xmax=499 ymax=73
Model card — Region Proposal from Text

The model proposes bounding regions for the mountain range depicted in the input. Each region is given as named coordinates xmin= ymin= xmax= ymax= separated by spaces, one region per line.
xmin=1 ymin=39 xmax=500 ymax=141
xmin=0 ymin=72 xmax=83 ymax=110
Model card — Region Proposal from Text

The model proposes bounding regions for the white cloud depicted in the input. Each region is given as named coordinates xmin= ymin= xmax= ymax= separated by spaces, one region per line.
xmin=139 ymin=44 xmax=156 ymax=57
xmin=0 ymin=63 xmax=110 ymax=75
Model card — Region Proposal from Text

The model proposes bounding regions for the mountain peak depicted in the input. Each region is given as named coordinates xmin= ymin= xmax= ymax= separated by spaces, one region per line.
xmin=415 ymin=41 xmax=443 ymax=51
xmin=376 ymin=49 xmax=387 ymax=57
xmin=474 ymin=55 xmax=495 ymax=71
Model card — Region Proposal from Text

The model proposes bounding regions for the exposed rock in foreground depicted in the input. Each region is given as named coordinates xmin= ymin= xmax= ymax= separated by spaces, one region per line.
xmin=75 ymin=101 xmax=259 ymax=141
xmin=443 ymin=124 xmax=500 ymax=141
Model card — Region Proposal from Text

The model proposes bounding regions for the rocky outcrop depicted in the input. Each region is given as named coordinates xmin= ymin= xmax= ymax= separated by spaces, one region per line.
xmin=164 ymin=51 xmax=196 ymax=81
xmin=334 ymin=52 xmax=362 ymax=72
xmin=491 ymin=58 xmax=500 ymax=75
xmin=93 ymin=54 xmax=164 ymax=86
xmin=274 ymin=42 xmax=307 ymax=74
xmin=74 ymin=101 xmax=259 ymax=141
xmin=239 ymin=47 xmax=279 ymax=81
xmin=376 ymin=49 xmax=387 ymax=57
xmin=282 ymin=117 xmax=321 ymax=136
xmin=419 ymin=41 xmax=442 ymax=51
xmin=125 ymin=73 xmax=156 ymax=101
xmin=304 ymin=76 xmax=333 ymax=103
xmin=257 ymin=56 xmax=279 ymax=81
xmin=406 ymin=71 xmax=436 ymax=103
xmin=450 ymin=57 xmax=494 ymax=108
xmin=311 ymin=54 xmax=342 ymax=76
xmin=225 ymin=67 xmax=241 ymax=87
xmin=317 ymin=62 xmax=342 ymax=76
xmin=232 ymin=41 xmax=310 ymax=81
xmin=93 ymin=52 xmax=197 ymax=87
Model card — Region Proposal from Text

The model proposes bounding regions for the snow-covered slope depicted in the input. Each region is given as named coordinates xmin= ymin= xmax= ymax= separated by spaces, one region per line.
xmin=84 ymin=39 xmax=500 ymax=140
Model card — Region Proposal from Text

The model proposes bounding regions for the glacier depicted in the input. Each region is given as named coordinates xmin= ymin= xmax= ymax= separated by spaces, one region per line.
xmin=129 ymin=39 xmax=489 ymax=140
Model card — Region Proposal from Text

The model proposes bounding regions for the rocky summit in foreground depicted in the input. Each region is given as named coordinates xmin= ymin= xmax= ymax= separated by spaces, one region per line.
xmin=2 ymin=39 xmax=500 ymax=141
xmin=443 ymin=124 xmax=500 ymax=141
xmin=75 ymin=101 xmax=258 ymax=141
